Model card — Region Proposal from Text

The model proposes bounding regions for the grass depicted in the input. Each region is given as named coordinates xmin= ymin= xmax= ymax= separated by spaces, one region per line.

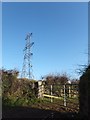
xmin=3 ymin=95 xmax=79 ymax=113
xmin=29 ymin=97 xmax=79 ymax=113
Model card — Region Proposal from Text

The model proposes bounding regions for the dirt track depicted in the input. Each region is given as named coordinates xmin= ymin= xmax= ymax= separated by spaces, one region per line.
xmin=2 ymin=106 xmax=85 ymax=120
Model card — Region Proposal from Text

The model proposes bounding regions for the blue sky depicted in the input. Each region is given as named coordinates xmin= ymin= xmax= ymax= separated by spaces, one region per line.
xmin=2 ymin=2 xmax=88 ymax=80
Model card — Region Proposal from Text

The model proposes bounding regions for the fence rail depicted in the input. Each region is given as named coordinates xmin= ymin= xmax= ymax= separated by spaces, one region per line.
xmin=43 ymin=94 xmax=63 ymax=99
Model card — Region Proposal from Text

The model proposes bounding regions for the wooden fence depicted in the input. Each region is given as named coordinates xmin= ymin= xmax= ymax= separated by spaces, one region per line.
xmin=36 ymin=81 xmax=79 ymax=100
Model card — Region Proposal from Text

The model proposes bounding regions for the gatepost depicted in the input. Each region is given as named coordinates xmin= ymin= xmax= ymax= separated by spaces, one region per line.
xmin=38 ymin=80 xmax=44 ymax=98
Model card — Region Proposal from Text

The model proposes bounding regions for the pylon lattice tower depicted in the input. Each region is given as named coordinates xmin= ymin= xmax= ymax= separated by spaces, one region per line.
xmin=21 ymin=33 xmax=34 ymax=79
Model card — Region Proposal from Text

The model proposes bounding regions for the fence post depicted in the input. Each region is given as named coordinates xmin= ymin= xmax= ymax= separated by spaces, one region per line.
xmin=38 ymin=81 xmax=42 ymax=98
xmin=51 ymin=85 xmax=53 ymax=102
xmin=68 ymin=85 xmax=71 ymax=98
xmin=38 ymin=80 xmax=45 ymax=99
xmin=63 ymin=84 xmax=66 ymax=106
xmin=61 ymin=88 xmax=63 ymax=97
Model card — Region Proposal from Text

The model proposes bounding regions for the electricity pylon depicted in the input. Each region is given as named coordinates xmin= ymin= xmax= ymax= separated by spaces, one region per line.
xmin=21 ymin=33 xmax=34 ymax=80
